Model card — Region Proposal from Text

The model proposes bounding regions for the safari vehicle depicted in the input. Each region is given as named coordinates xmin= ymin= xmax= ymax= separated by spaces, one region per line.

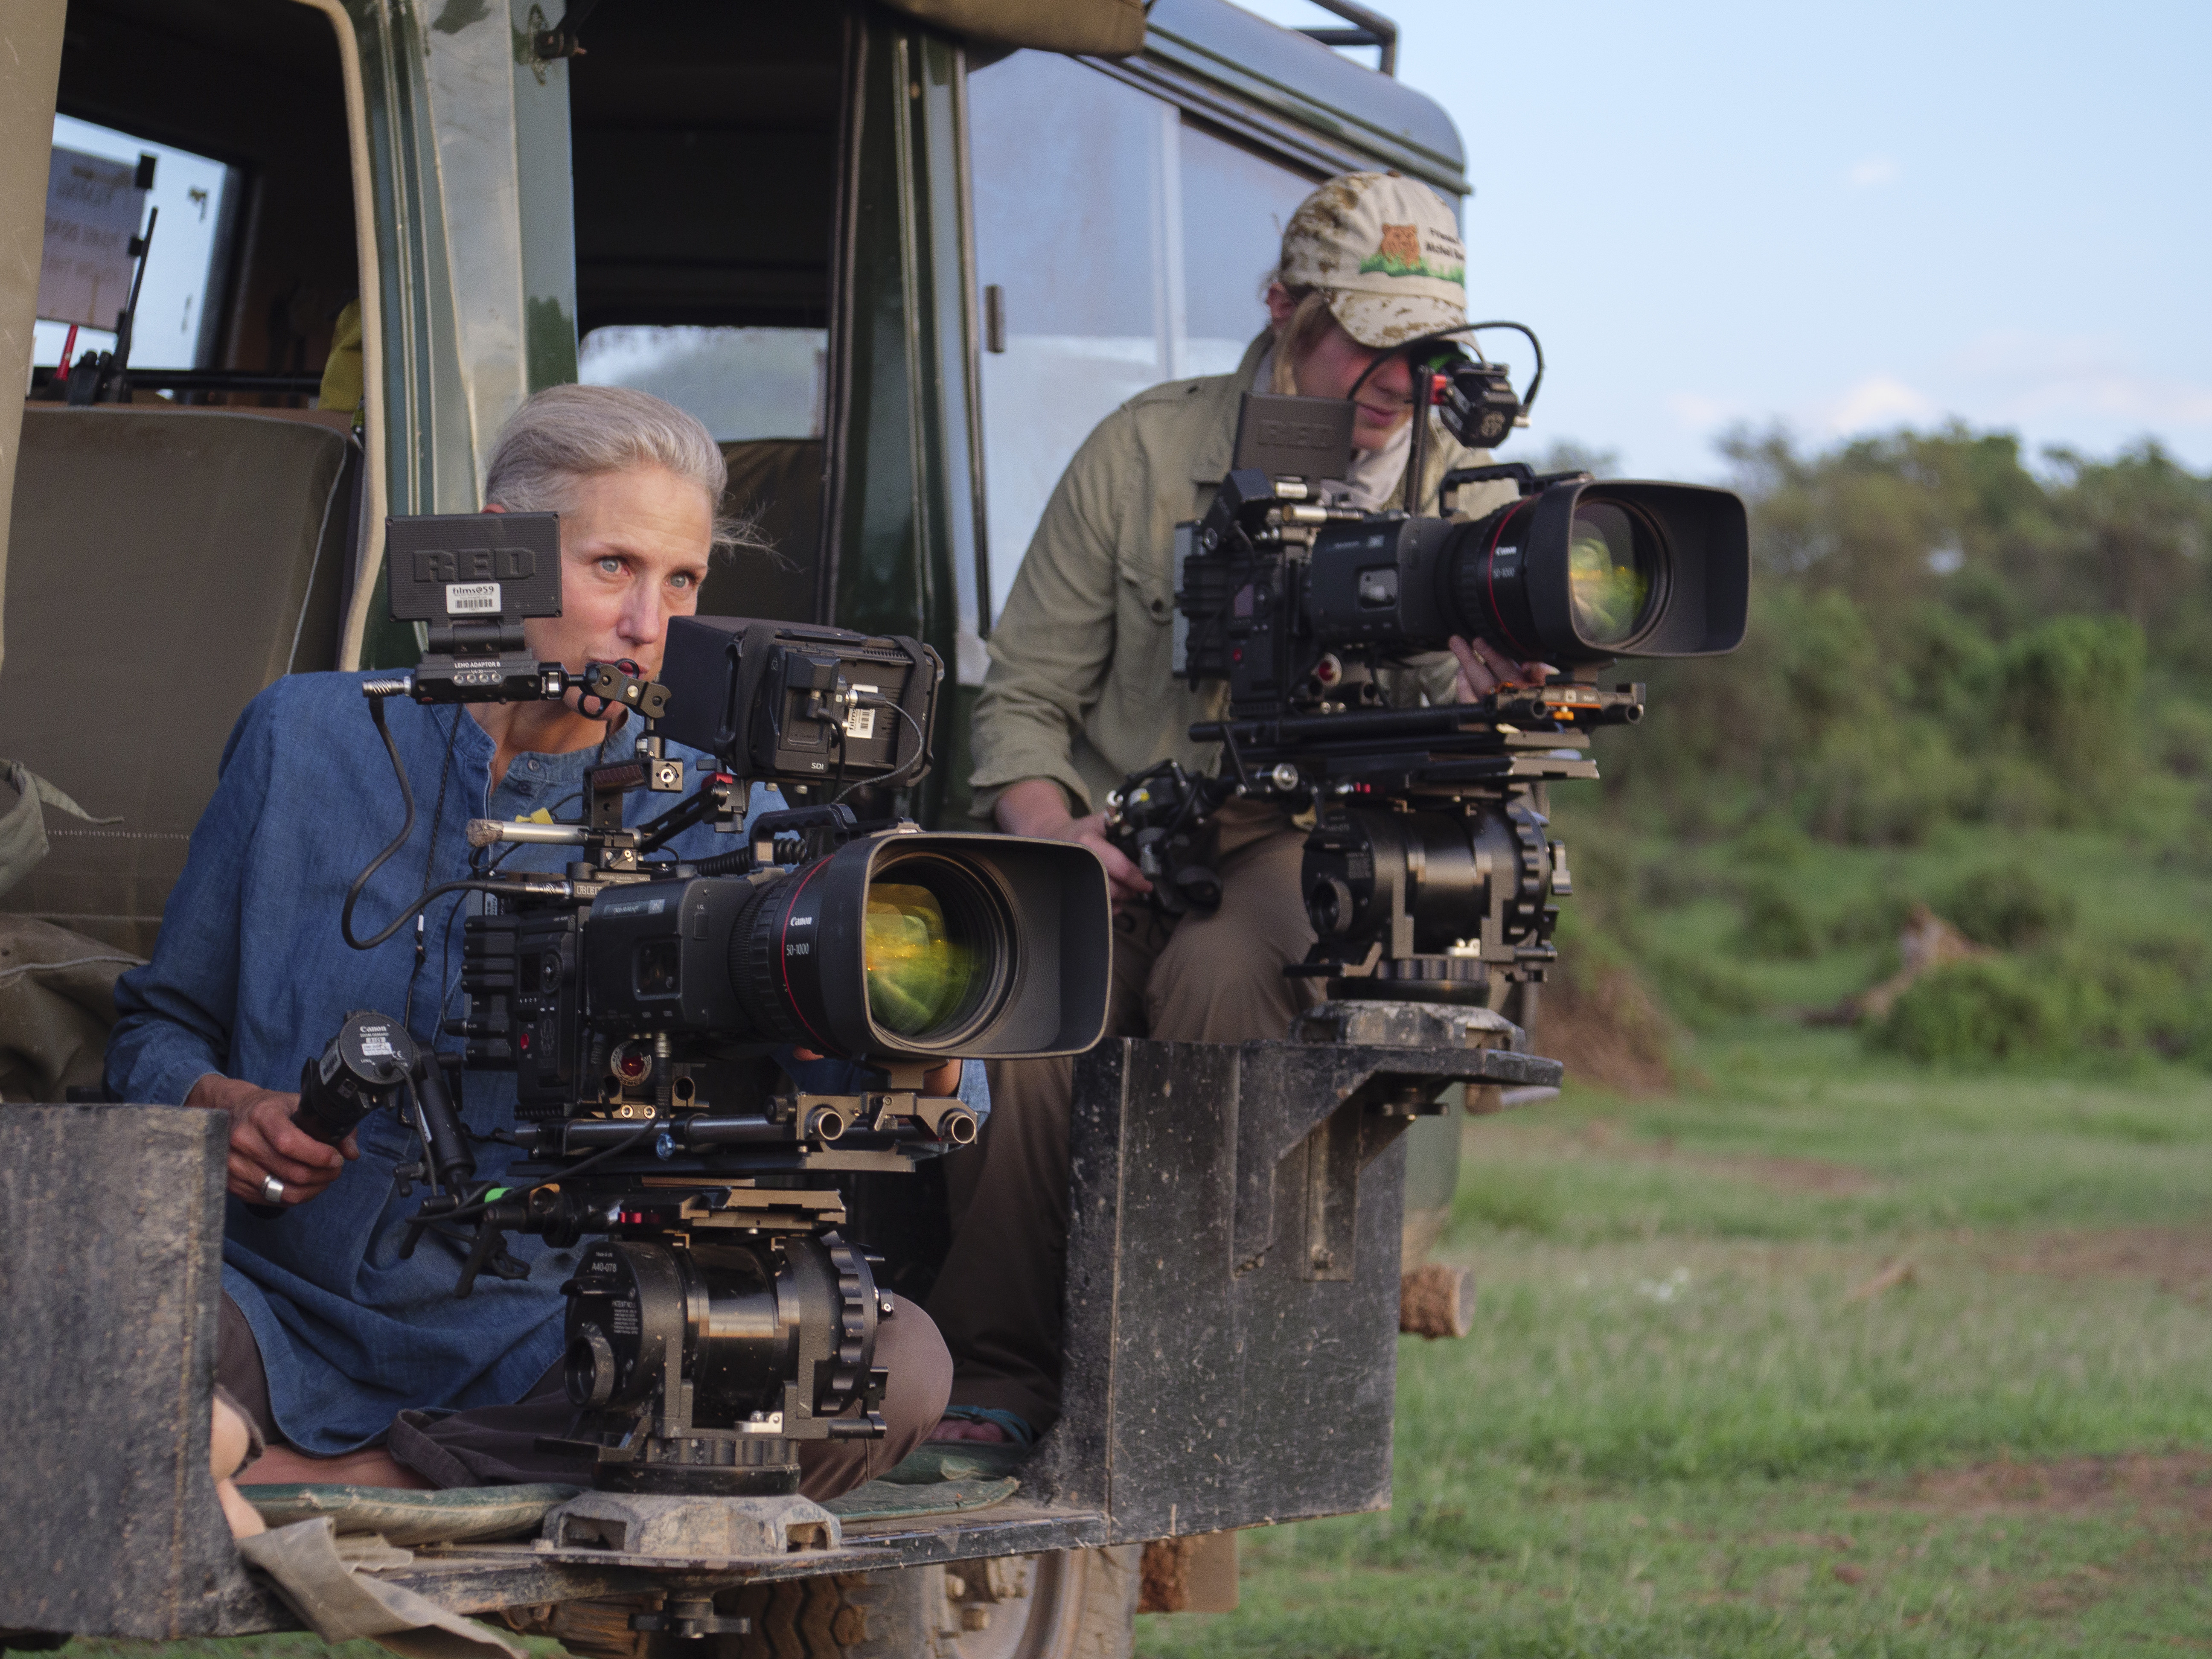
xmin=0 ymin=1 xmax=1532 ymax=1653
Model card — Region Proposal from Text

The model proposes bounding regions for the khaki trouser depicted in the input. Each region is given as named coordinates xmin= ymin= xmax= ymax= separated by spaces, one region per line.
xmin=927 ymin=803 xmax=1321 ymax=1431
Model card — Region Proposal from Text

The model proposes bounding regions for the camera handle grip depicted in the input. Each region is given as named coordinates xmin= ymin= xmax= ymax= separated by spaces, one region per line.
xmin=239 ymin=1077 xmax=373 ymax=1218
xmin=291 ymin=1054 xmax=379 ymax=1147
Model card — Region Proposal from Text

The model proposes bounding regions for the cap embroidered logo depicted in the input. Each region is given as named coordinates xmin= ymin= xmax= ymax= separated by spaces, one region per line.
xmin=1359 ymin=222 xmax=1465 ymax=286
xmin=1373 ymin=223 xmax=1420 ymax=267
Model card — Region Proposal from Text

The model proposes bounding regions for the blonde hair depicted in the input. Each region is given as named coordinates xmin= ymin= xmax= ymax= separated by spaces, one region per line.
xmin=1267 ymin=286 xmax=1340 ymax=396
xmin=483 ymin=383 xmax=759 ymax=553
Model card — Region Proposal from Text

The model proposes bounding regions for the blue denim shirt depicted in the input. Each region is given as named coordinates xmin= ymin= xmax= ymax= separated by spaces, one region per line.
xmin=107 ymin=672 xmax=984 ymax=1454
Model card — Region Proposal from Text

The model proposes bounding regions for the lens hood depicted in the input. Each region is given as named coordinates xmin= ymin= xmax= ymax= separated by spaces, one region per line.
xmin=731 ymin=832 xmax=1112 ymax=1063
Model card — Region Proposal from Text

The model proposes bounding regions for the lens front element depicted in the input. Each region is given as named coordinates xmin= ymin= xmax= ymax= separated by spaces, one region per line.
xmin=725 ymin=832 xmax=1109 ymax=1062
xmin=1566 ymin=501 xmax=1656 ymax=647
xmin=864 ymin=880 xmax=977 ymax=1038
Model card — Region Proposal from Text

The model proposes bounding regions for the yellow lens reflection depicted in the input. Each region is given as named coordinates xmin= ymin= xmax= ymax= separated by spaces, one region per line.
xmin=1567 ymin=503 xmax=1652 ymax=646
xmin=864 ymin=882 xmax=974 ymax=1037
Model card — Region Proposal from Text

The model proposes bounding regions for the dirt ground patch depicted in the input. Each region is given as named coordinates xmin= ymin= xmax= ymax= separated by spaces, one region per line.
xmin=1866 ymin=1452 xmax=2212 ymax=1519
xmin=1573 ymin=1120 xmax=1883 ymax=1195
xmin=1984 ymin=1227 xmax=2212 ymax=1295
xmin=1706 ymin=1154 xmax=1879 ymax=1195
xmin=1538 ymin=963 xmax=1675 ymax=1094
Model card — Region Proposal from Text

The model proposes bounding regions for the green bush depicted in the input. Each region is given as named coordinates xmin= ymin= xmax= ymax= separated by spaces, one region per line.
xmin=1732 ymin=813 xmax=1810 ymax=867
xmin=2055 ymin=935 xmax=2212 ymax=1061
xmin=2000 ymin=613 xmax=2146 ymax=792
xmin=1736 ymin=873 xmax=1819 ymax=958
xmin=1580 ymin=432 xmax=2204 ymax=853
xmin=1548 ymin=429 xmax=2212 ymax=1075
xmin=1642 ymin=947 xmax=1767 ymax=1030
xmin=1872 ymin=958 xmax=2072 ymax=1064
xmin=1826 ymin=879 xmax=1917 ymax=947
xmin=1938 ymin=860 xmax=2078 ymax=948
xmin=1871 ymin=935 xmax=2212 ymax=1069
xmin=2155 ymin=697 xmax=2212 ymax=777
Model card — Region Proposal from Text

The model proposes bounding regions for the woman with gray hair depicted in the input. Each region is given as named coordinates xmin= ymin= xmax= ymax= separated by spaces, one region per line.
xmin=471 ymin=383 xmax=739 ymax=789
xmin=110 ymin=384 xmax=953 ymax=1515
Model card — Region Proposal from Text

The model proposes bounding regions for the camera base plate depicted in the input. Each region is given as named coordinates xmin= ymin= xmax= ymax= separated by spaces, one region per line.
xmin=1294 ymin=998 xmax=1526 ymax=1051
xmin=539 ymin=1491 xmax=840 ymax=1560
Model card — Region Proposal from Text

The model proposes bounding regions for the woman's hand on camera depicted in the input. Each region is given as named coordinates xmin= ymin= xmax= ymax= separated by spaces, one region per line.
xmin=188 ymin=1073 xmax=357 ymax=1206
xmin=994 ymin=777 xmax=1151 ymax=907
xmin=1449 ymin=635 xmax=1554 ymax=701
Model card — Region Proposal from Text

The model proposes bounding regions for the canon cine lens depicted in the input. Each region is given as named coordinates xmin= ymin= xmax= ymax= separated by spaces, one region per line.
xmin=1565 ymin=500 xmax=1658 ymax=648
xmin=720 ymin=831 xmax=1108 ymax=1061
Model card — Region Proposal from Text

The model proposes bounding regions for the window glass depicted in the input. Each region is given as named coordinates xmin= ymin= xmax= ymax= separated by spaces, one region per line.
xmin=970 ymin=55 xmax=1172 ymax=626
xmin=969 ymin=53 xmax=1319 ymax=623
xmin=578 ymin=325 xmax=827 ymax=442
xmin=1180 ymin=123 xmax=1315 ymax=377
xmin=34 ymin=114 xmax=235 ymax=370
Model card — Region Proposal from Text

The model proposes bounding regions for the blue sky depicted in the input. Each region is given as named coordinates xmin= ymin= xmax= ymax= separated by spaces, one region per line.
xmin=1234 ymin=0 xmax=2212 ymax=482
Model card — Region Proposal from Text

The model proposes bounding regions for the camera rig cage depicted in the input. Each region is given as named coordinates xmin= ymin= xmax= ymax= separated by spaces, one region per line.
xmin=301 ymin=512 xmax=1110 ymax=1504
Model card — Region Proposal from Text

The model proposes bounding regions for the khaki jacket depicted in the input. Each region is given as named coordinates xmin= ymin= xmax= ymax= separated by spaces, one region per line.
xmin=969 ymin=332 xmax=1516 ymax=820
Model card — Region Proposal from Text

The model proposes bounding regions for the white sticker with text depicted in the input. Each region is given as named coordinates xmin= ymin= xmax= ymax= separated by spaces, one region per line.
xmin=446 ymin=582 xmax=501 ymax=614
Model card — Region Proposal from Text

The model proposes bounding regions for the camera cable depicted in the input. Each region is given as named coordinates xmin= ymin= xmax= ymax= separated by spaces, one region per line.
xmin=832 ymin=695 xmax=928 ymax=804
xmin=1343 ymin=320 xmax=1547 ymax=514
xmin=342 ymin=692 xmax=550 ymax=950
xmin=399 ymin=707 xmax=462 ymax=1033
xmin=421 ymin=1120 xmax=658 ymax=1226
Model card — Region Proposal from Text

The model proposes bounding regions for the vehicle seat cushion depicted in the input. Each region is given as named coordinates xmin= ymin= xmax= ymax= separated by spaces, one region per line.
xmin=0 ymin=405 xmax=353 ymax=955
xmin=0 ymin=912 xmax=142 ymax=1101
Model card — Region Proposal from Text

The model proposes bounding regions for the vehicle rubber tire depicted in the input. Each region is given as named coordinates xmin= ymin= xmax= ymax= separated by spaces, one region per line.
xmin=922 ymin=1544 xmax=1141 ymax=1659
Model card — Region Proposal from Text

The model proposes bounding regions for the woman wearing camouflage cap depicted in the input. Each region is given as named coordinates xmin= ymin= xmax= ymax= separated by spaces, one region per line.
xmin=928 ymin=171 xmax=1548 ymax=1446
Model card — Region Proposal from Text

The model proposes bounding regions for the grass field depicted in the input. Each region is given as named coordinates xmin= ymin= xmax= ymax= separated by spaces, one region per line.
xmin=1140 ymin=1027 xmax=2212 ymax=1658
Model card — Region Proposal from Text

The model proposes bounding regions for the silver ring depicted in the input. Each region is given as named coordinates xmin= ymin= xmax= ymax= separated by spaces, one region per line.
xmin=260 ymin=1174 xmax=285 ymax=1204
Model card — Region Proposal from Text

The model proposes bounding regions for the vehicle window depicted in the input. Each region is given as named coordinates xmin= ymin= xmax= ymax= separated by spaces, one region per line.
xmin=35 ymin=115 xmax=237 ymax=372
xmin=47 ymin=0 xmax=356 ymax=407
xmin=1179 ymin=122 xmax=1314 ymax=377
xmin=969 ymin=52 xmax=1318 ymax=624
xmin=579 ymin=325 xmax=827 ymax=442
xmin=566 ymin=5 xmax=842 ymax=626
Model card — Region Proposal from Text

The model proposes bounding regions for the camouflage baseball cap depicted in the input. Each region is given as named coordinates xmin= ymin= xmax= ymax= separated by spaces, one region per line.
xmin=1278 ymin=170 xmax=1467 ymax=349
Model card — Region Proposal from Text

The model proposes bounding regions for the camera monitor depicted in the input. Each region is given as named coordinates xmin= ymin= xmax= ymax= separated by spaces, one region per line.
xmin=656 ymin=615 xmax=940 ymax=789
xmin=1232 ymin=393 xmax=1355 ymax=483
xmin=386 ymin=512 xmax=562 ymax=623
